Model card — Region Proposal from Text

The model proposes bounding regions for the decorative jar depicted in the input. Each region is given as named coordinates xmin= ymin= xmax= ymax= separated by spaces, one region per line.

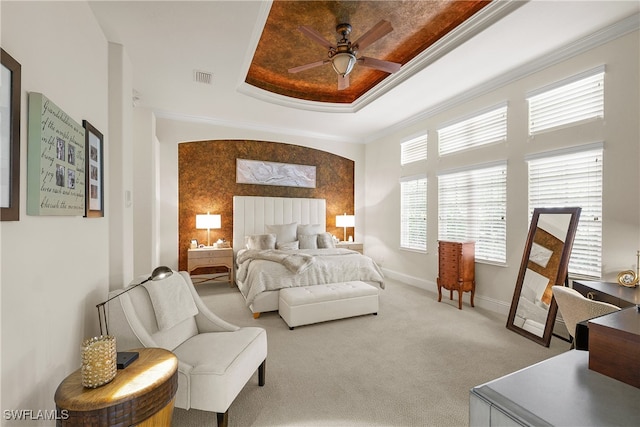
xmin=81 ymin=335 xmax=117 ymax=388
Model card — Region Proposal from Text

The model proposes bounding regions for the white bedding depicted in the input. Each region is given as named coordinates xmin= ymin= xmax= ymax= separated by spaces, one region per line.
xmin=236 ymin=248 xmax=385 ymax=306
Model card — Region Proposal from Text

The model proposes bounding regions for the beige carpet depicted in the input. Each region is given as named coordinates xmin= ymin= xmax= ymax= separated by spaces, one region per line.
xmin=172 ymin=278 xmax=567 ymax=426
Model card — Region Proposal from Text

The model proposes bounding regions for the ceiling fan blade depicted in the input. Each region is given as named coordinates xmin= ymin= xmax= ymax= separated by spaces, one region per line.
xmin=359 ymin=56 xmax=402 ymax=74
xmin=288 ymin=60 xmax=329 ymax=74
xmin=338 ymin=74 xmax=350 ymax=91
xmin=352 ymin=20 xmax=393 ymax=51
xmin=298 ymin=26 xmax=335 ymax=50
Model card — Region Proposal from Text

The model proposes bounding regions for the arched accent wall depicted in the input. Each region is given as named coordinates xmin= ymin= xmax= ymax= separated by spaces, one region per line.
xmin=178 ymin=139 xmax=355 ymax=271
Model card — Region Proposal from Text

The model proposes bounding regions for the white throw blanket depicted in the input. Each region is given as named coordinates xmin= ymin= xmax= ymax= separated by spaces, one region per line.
xmin=236 ymin=249 xmax=316 ymax=276
xmin=236 ymin=248 xmax=385 ymax=306
xmin=142 ymin=272 xmax=198 ymax=330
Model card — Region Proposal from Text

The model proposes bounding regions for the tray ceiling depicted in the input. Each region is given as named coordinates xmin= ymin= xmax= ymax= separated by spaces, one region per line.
xmin=245 ymin=0 xmax=491 ymax=104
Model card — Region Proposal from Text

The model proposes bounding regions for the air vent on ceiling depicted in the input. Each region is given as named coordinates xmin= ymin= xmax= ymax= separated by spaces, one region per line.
xmin=194 ymin=70 xmax=213 ymax=85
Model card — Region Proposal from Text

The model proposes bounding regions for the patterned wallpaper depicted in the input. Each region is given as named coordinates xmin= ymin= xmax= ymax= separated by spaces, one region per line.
xmin=178 ymin=140 xmax=354 ymax=271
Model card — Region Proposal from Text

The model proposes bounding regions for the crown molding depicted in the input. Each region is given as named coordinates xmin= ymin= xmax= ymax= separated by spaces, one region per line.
xmin=367 ymin=12 xmax=640 ymax=143
xmin=153 ymin=109 xmax=358 ymax=144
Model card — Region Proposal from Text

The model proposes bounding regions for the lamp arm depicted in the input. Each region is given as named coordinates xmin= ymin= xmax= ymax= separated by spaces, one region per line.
xmin=95 ymin=277 xmax=150 ymax=335
xmin=95 ymin=278 xmax=150 ymax=309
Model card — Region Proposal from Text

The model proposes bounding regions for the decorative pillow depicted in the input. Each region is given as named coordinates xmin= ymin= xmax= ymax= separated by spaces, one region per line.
xmin=265 ymin=223 xmax=297 ymax=244
xmin=297 ymin=224 xmax=323 ymax=240
xmin=298 ymin=234 xmax=318 ymax=250
xmin=277 ymin=240 xmax=299 ymax=250
xmin=317 ymin=232 xmax=335 ymax=249
xmin=245 ymin=233 xmax=276 ymax=250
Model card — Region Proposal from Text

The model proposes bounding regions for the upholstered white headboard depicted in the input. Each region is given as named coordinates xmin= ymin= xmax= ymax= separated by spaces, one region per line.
xmin=233 ymin=196 xmax=326 ymax=253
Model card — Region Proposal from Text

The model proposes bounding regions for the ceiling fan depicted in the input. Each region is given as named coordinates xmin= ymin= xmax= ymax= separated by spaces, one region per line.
xmin=288 ymin=20 xmax=402 ymax=91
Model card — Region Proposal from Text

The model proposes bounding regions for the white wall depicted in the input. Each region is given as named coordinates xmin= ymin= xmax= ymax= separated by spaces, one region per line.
xmin=132 ymin=108 xmax=158 ymax=276
xmin=0 ymin=1 xmax=109 ymax=422
xmin=108 ymin=42 xmax=135 ymax=287
xmin=365 ymin=29 xmax=640 ymax=314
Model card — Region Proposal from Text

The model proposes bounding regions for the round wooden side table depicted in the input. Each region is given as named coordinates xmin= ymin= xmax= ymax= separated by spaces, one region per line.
xmin=54 ymin=347 xmax=178 ymax=426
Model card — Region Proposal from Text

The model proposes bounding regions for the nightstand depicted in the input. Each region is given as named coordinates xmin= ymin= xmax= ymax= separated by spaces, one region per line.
xmin=336 ymin=242 xmax=363 ymax=254
xmin=188 ymin=247 xmax=233 ymax=284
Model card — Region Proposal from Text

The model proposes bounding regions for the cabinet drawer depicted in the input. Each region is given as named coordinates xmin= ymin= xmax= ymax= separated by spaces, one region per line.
xmin=572 ymin=282 xmax=621 ymax=307
xmin=439 ymin=264 xmax=458 ymax=274
xmin=189 ymin=251 xmax=230 ymax=260
xmin=190 ymin=256 xmax=231 ymax=265
xmin=439 ymin=248 xmax=461 ymax=257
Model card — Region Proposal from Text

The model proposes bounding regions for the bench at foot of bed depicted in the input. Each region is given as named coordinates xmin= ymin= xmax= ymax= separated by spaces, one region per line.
xmin=278 ymin=281 xmax=379 ymax=330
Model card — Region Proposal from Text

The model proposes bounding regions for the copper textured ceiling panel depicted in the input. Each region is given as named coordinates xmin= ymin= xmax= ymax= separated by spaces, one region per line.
xmin=246 ymin=0 xmax=491 ymax=104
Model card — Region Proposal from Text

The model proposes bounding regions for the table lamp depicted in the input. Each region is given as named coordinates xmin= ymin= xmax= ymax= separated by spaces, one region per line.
xmin=336 ymin=213 xmax=355 ymax=242
xmin=196 ymin=212 xmax=221 ymax=247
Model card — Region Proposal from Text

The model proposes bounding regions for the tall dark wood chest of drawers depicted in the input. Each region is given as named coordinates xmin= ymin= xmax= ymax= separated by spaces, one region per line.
xmin=437 ymin=240 xmax=475 ymax=310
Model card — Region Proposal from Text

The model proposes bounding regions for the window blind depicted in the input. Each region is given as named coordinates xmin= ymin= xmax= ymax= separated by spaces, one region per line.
xmin=400 ymin=175 xmax=427 ymax=251
xmin=527 ymin=66 xmax=604 ymax=135
xmin=438 ymin=104 xmax=507 ymax=156
xmin=438 ymin=163 xmax=507 ymax=263
xmin=527 ymin=145 xmax=603 ymax=277
xmin=401 ymin=134 xmax=428 ymax=165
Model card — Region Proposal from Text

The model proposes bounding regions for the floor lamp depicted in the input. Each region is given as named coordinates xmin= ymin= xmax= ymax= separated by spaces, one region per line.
xmin=336 ymin=213 xmax=355 ymax=242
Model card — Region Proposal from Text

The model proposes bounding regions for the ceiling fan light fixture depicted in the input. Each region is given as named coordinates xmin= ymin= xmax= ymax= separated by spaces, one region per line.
xmin=331 ymin=52 xmax=356 ymax=77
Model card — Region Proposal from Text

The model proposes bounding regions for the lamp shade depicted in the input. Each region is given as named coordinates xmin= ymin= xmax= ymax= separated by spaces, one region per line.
xmin=196 ymin=213 xmax=221 ymax=230
xmin=331 ymin=52 xmax=357 ymax=76
xmin=336 ymin=214 xmax=355 ymax=227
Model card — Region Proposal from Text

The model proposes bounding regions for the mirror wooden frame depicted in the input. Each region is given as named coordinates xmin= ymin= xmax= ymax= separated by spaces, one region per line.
xmin=506 ymin=207 xmax=582 ymax=347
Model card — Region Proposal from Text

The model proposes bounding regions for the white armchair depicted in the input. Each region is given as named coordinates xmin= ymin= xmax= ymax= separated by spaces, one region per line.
xmin=107 ymin=270 xmax=267 ymax=427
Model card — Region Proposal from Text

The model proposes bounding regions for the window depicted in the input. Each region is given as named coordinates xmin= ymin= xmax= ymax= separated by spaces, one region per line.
xmin=401 ymin=133 xmax=428 ymax=165
xmin=438 ymin=103 xmax=507 ymax=156
xmin=438 ymin=163 xmax=507 ymax=263
xmin=527 ymin=66 xmax=604 ymax=135
xmin=400 ymin=175 xmax=427 ymax=251
xmin=527 ymin=144 xmax=603 ymax=277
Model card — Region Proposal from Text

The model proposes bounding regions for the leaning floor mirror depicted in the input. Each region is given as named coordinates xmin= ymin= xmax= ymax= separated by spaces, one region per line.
xmin=506 ymin=207 xmax=582 ymax=347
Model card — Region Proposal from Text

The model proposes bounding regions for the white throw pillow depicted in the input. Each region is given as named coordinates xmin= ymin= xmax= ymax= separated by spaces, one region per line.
xmin=277 ymin=241 xmax=299 ymax=250
xmin=298 ymin=234 xmax=318 ymax=249
xmin=265 ymin=222 xmax=298 ymax=244
xmin=317 ymin=232 xmax=335 ymax=249
xmin=245 ymin=233 xmax=276 ymax=250
xmin=297 ymin=223 xmax=323 ymax=240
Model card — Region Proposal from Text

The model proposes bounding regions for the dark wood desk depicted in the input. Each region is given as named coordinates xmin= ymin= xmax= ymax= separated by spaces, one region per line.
xmin=571 ymin=281 xmax=639 ymax=350
xmin=588 ymin=307 xmax=640 ymax=388
xmin=572 ymin=280 xmax=639 ymax=307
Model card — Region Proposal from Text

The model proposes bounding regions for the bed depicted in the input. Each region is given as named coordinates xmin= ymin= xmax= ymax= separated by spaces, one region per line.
xmin=233 ymin=196 xmax=384 ymax=317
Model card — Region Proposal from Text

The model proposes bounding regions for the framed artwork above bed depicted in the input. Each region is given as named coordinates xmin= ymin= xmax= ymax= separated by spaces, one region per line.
xmin=236 ymin=159 xmax=316 ymax=188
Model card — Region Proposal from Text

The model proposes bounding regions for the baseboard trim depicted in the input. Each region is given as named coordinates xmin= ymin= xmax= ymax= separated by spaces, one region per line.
xmin=382 ymin=267 xmax=511 ymax=316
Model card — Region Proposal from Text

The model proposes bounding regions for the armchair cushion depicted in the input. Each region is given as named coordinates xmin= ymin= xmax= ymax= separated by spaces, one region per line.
xmin=173 ymin=328 xmax=266 ymax=411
